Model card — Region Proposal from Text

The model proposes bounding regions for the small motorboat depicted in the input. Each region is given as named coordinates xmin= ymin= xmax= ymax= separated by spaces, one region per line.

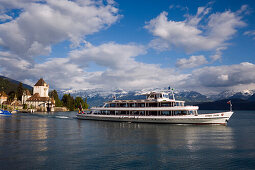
xmin=0 ymin=110 xmax=12 ymax=116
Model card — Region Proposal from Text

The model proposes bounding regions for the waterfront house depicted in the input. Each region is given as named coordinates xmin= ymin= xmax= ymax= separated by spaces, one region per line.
xmin=11 ymin=95 xmax=23 ymax=110
xmin=0 ymin=91 xmax=8 ymax=105
xmin=22 ymin=78 xmax=55 ymax=111
xmin=22 ymin=89 xmax=31 ymax=104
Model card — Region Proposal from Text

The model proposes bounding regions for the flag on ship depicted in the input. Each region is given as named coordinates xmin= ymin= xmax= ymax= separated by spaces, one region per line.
xmin=227 ymin=100 xmax=232 ymax=111
xmin=227 ymin=100 xmax=232 ymax=105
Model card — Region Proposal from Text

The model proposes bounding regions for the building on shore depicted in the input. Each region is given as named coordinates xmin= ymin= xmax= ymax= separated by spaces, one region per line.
xmin=22 ymin=90 xmax=31 ymax=104
xmin=22 ymin=78 xmax=55 ymax=112
xmin=11 ymin=94 xmax=23 ymax=110
xmin=0 ymin=91 xmax=8 ymax=105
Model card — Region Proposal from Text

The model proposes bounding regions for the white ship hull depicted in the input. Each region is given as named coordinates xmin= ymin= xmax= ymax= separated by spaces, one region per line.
xmin=76 ymin=111 xmax=234 ymax=125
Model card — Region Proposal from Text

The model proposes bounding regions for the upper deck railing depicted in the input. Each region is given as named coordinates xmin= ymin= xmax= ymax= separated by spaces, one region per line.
xmin=91 ymin=106 xmax=199 ymax=111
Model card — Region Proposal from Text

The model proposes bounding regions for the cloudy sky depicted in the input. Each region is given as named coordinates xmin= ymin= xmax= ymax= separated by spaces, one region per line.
xmin=0 ymin=0 xmax=255 ymax=94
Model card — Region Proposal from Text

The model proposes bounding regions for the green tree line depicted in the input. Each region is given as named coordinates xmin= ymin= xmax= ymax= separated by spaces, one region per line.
xmin=49 ymin=90 xmax=89 ymax=111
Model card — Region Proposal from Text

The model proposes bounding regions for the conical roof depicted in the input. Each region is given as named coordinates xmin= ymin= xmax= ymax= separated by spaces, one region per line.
xmin=34 ymin=78 xmax=47 ymax=86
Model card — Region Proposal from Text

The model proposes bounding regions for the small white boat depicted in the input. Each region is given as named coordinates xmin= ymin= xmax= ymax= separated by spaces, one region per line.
xmin=77 ymin=91 xmax=234 ymax=125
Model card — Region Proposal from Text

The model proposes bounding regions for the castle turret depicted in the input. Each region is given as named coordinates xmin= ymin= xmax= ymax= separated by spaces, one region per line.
xmin=33 ymin=78 xmax=49 ymax=97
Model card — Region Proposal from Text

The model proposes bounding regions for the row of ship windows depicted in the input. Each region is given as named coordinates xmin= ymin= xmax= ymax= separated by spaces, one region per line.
xmin=95 ymin=110 xmax=197 ymax=115
xmin=107 ymin=103 xmax=184 ymax=107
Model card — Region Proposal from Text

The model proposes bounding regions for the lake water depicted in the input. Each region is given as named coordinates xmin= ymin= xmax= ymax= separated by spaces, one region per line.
xmin=1 ymin=110 xmax=255 ymax=169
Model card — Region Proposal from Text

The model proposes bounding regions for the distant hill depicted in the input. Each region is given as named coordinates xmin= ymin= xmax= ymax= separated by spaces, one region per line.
xmin=248 ymin=94 xmax=255 ymax=101
xmin=196 ymin=99 xmax=255 ymax=110
xmin=0 ymin=75 xmax=32 ymax=95
xmin=175 ymin=91 xmax=210 ymax=102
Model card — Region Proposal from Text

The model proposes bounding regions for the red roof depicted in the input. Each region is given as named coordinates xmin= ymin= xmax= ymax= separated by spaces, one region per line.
xmin=34 ymin=78 xmax=47 ymax=86
xmin=26 ymin=93 xmax=50 ymax=102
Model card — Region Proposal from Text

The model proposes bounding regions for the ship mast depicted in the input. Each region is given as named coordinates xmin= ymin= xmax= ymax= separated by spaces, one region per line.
xmin=168 ymin=86 xmax=175 ymax=100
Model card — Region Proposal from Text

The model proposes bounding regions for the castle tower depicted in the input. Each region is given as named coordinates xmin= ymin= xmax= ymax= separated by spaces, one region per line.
xmin=22 ymin=89 xmax=31 ymax=104
xmin=33 ymin=78 xmax=49 ymax=97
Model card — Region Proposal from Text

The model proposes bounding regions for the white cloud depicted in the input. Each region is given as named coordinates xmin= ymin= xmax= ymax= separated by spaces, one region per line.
xmin=176 ymin=55 xmax=208 ymax=69
xmin=145 ymin=5 xmax=246 ymax=53
xmin=0 ymin=0 xmax=37 ymax=10
xmin=0 ymin=0 xmax=120 ymax=60
xmin=209 ymin=46 xmax=227 ymax=62
xmin=185 ymin=62 xmax=255 ymax=93
xmin=0 ymin=14 xmax=12 ymax=21
xmin=69 ymin=42 xmax=147 ymax=69
xmin=69 ymin=42 xmax=189 ymax=90
xmin=0 ymin=41 xmax=190 ymax=91
xmin=244 ymin=30 xmax=255 ymax=39
xmin=0 ymin=0 xmax=122 ymax=89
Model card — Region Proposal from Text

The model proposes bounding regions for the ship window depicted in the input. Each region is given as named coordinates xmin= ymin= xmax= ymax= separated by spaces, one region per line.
xmin=163 ymin=94 xmax=169 ymax=98
xmin=162 ymin=111 xmax=170 ymax=115
xmin=189 ymin=110 xmax=195 ymax=115
xmin=161 ymin=103 xmax=169 ymax=107
xmin=110 ymin=103 xmax=116 ymax=107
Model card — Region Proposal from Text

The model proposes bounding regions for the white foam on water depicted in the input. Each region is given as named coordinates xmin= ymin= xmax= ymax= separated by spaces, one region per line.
xmin=56 ymin=116 xmax=69 ymax=119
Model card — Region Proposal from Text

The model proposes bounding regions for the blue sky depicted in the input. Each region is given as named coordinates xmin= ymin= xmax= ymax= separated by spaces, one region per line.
xmin=0 ymin=0 xmax=255 ymax=94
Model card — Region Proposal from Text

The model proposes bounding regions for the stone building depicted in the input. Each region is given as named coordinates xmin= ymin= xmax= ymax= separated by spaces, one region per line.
xmin=22 ymin=78 xmax=55 ymax=111
xmin=0 ymin=91 xmax=7 ymax=105
xmin=22 ymin=90 xmax=31 ymax=104
xmin=11 ymin=95 xmax=23 ymax=110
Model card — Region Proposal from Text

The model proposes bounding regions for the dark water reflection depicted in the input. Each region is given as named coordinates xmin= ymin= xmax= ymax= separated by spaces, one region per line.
xmin=0 ymin=111 xmax=255 ymax=169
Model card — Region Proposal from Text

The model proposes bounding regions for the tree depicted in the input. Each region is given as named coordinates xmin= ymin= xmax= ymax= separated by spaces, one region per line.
xmin=8 ymin=91 xmax=16 ymax=101
xmin=74 ymin=97 xmax=83 ymax=109
xmin=49 ymin=90 xmax=62 ymax=107
xmin=17 ymin=82 xmax=23 ymax=101
xmin=74 ymin=97 xmax=89 ymax=110
xmin=23 ymin=104 xmax=27 ymax=109
xmin=84 ymin=97 xmax=89 ymax=109
xmin=61 ymin=94 xmax=74 ymax=111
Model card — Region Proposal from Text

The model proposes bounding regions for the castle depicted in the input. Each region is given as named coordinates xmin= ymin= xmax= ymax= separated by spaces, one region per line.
xmin=22 ymin=78 xmax=55 ymax=111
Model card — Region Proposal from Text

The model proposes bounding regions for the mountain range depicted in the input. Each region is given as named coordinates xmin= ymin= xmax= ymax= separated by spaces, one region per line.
xmin=58 ymin=88 xmax=255 ymax=109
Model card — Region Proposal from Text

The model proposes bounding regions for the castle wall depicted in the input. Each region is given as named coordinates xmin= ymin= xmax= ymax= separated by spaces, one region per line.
xmin=33 ymin=86 xmax=49 ymax=97
xmin=22 ymin=95 xmax=31 ymax=104
xmin=0 ymin=97 xmax=7 ymax=104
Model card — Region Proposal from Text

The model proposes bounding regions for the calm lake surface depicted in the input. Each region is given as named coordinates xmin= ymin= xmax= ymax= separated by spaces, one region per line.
xmin=1 ymin=110 xmax=255 ymax=169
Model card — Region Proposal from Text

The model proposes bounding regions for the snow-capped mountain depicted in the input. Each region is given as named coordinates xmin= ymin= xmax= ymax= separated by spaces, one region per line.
xmin=211 ymin=89 xmax=255 ymax=100
xmin=58 ymin=88 xmax=255 ymax=107
xmin=58 ymin=88 xmax=211 ymax=107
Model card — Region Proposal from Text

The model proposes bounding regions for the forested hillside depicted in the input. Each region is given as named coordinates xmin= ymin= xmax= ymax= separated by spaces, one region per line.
xmin=0 ymin=76 xmax=32 ymax=100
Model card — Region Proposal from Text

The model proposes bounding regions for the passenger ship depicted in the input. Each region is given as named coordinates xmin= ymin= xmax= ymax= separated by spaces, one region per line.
xmin=77 ymin=91 xmax=234 ymax=125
